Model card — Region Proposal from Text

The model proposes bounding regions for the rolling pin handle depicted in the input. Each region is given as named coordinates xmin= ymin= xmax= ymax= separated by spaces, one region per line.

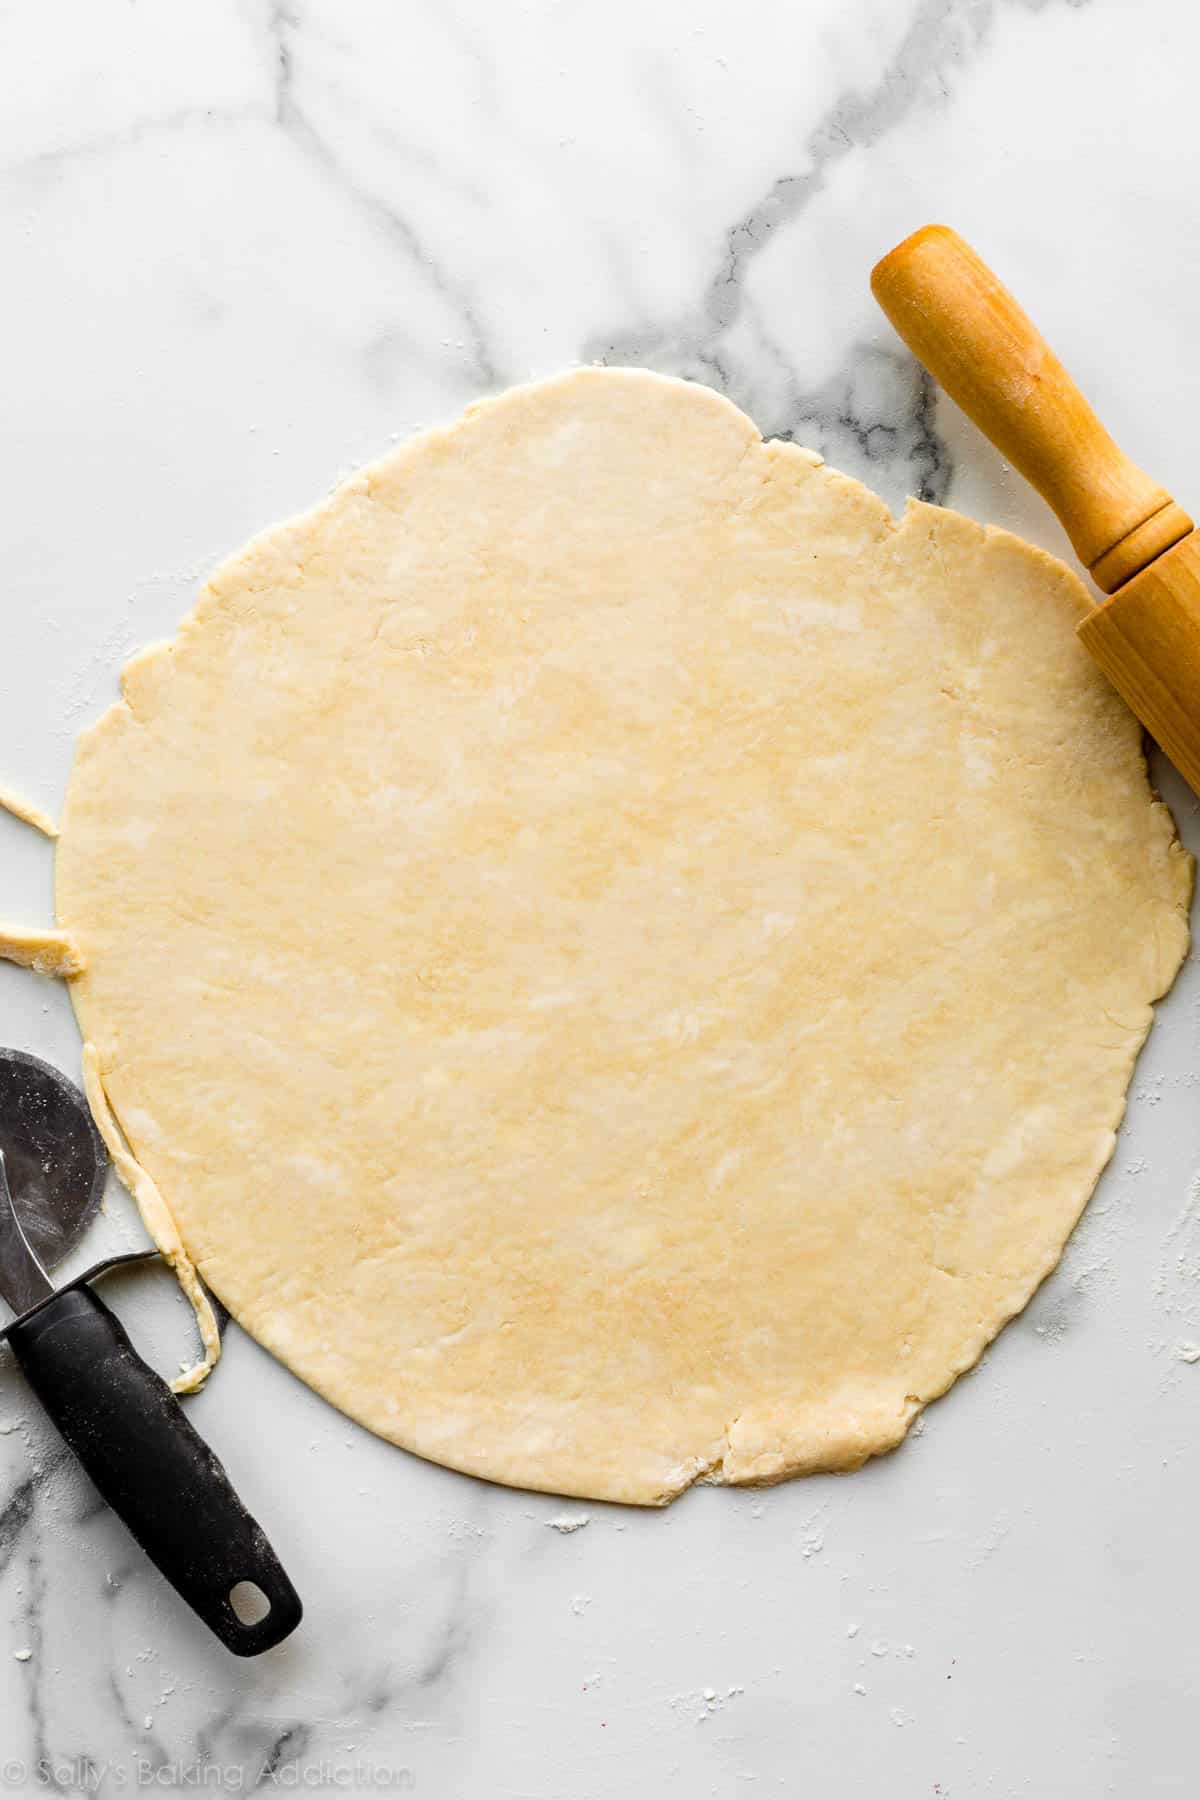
xmin=870 ymin=224 xmax=1193 ymax=592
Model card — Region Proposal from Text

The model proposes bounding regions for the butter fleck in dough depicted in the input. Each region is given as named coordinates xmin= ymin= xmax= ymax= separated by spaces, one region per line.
xmin=55 ymin=369 xmax=1192 ymax=1504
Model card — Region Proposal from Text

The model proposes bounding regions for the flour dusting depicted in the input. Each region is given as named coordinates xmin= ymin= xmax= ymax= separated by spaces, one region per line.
xmin=547 ymin=1512 xmax=591 ymax=1534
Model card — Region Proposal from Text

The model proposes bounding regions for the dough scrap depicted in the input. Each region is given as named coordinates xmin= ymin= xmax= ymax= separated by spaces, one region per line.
xmin=0 ymin=782 xmax=59 ymax=838
xmin=56 ymin=369 xmax=1192 ymax=1504
xmin=82 ymin=1044 xmax=220 ymax=1394
xmin=0 ymin=923 xmax=83 ymax=978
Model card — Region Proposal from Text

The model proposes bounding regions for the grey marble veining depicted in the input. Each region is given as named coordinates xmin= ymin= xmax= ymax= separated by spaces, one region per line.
xmin=1 ymin=0 xmax=1199 ymax=1794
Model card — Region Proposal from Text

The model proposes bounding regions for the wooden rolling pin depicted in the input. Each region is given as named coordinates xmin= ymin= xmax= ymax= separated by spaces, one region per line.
xmin=871 ymin=224 xmax=1200 ymax=795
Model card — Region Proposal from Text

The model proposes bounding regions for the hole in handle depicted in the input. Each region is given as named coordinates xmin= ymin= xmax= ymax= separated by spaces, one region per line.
xmin=229 ymin=1580 xmax=272 ymax=1628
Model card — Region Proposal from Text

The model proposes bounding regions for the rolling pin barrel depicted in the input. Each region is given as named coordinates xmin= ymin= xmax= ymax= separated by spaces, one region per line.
xmin=871 ymin=223 xmax=1200 ymax=798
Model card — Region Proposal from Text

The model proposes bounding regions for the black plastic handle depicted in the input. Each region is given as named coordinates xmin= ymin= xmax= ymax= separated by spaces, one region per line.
xmin=7 ymin=1287 xmax=302 ymax=1654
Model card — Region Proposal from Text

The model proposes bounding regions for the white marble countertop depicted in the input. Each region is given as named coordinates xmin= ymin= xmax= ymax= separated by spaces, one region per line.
xmin=2 ymin=2 xmax=1200 ymax=1793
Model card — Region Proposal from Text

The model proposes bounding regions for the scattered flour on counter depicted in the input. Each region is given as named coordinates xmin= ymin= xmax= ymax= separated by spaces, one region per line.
xmin=1155 ymin=1177 xmax=1200 ymax=1358
xmin=966 ymin=1511 xmax=1011 ymax=1571
xmin=670 ymin=1685 xmax=745 ymax=1726
xmin=446 ymin=1520 xmax=488 ymax=1541
xmin=797 ymin=1502 xmax=827 ymax=1560
xmin=13 ymin=1648 xmax=31 ymax=1663
xmin=547 ymin=1512 xmax=591 ymax=1534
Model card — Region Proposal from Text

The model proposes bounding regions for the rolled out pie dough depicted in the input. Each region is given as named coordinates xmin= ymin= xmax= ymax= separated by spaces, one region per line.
xmin=56 ymin=368 xmax=1191 ymax=1504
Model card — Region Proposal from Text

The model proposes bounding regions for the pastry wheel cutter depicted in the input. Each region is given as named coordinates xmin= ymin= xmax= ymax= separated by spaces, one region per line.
xmin=0 ymin=1047 xmax=302 ymax=1654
